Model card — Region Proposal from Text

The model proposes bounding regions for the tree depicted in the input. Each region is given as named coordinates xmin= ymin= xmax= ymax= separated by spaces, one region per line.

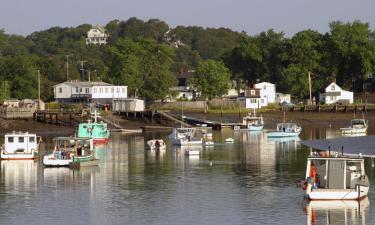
xmin=191 ymin=60 xmax=230 ymax=99
xmin=107 ymin=38 xmax=177 ymax=100
xmin=0 ymin=80 xmax=10 ymax=102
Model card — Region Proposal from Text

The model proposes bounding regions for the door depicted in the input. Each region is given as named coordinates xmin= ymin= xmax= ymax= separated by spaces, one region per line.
xmin=328 ymin=160 xmax=345 ymax=189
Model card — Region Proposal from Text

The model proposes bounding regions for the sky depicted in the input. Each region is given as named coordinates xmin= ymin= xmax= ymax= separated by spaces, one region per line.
xmin=1 ymin=0 xmax=375 ymax=36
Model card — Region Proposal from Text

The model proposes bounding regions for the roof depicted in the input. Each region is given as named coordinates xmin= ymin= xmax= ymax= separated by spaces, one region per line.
xmin=301 ymin=135 xmax=375 ymax=157
xmin=53 ymin=80 xmax=111 ymax=88
xmin=93 ymin=25 xmax=106 ymax=33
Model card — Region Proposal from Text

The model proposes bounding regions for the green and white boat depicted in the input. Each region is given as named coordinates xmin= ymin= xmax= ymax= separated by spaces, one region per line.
xmin=43 ymin=137 xmax=95 ymax=167
xmin=77 ymin=111 xmax=110 ymax=144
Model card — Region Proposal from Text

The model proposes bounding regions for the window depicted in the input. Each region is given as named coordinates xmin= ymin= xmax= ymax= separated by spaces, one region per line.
xmin=76 ymin=87 xmax=79 ymax=93
xmin=8 ymin=137 xmax=14 ymax=143
xmin=250 ymin=99 xmax=256 ymax=103
xmin=250 ymin=90 xmax=255 ymax=95
xmin=59 ymin=87 xmax=62 ymax=93
xmin=93 ymin=88 xmax=96 ymax=94
xmin=331 ymin=85 xmax=335 ymax=91
xmin=263 ymin=85 xmax=266 ymax=90
xmin=29 ymin=137 xmax=35 ymax=143
xmin=80 ymin=88 xmax=82 ymax=93
xmin=122 ymin=87 xmax=126 ymax=93
xmin=19 ymin=137 xmax=24 ymax=143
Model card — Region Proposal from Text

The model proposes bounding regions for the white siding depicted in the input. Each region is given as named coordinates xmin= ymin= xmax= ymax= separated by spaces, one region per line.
xmin=54 ymin=83 xmax=73 ymax=99
xmin=91 ymin=86 xmax=127 ymax=99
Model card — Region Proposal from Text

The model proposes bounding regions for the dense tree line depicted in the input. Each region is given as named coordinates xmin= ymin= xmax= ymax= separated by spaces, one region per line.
xmin=0 ymin=18 xmax=374 ymax=102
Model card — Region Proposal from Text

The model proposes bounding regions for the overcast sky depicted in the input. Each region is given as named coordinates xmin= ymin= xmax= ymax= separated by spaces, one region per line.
xmin=1 ymin=0 xmax=375 ymax=36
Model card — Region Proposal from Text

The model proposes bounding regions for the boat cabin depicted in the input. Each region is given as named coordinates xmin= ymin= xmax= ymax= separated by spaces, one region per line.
xmin=350 ymin=119 xmax=368 ymax=128
xmin=53 ymin=137 xmax=93 ymax=159
xmin=4 ymin=132 xmax=38 ymax=153
xmin=305 ymin=156 xmax=368 ymax=190
xmin=277 ymin=123 xmax=300 ymax=132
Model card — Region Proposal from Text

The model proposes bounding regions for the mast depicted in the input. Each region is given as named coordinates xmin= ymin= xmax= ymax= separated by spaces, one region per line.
xmin=283 ymin=110 xmax=286 ymax=123
xmin=37 ymin=70 xmax=41 ymax=110
xmin=308 ymin=71 xmax=312 ymax=105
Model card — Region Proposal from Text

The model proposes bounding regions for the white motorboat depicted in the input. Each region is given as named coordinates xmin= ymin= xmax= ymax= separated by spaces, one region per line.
xmin=0 ymin=132 xmax=40 ymax=160
xmin=303 ymin=153 xmax=369 ymax=200
xmin=340 ymin=119 xmax=368 ymax=134
xmin=203 ymin=133 xmax=214 ymax=146
xmin=267 ymin=123 xmax=302 ymax=137
xmin=184 ymin=149 xmax=200 ymax=156
xmin=225 ymin=138 xmax=234 ymax=143
xmin=43 ymin=137 xmax=95 ymax=167
xmin=234 ymin=112 xmax=264 ymax=131
xmin=147 ymin=139 xmax=166 ymax=150
xmin=169 ymin=128 xmax=203 ymax=146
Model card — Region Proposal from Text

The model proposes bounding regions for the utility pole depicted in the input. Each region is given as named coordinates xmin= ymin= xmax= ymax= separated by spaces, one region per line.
xmin=88 ymin=70 xmax=91 ymax=82
xmin=79 ymin=60 xmax=86 ymax=80
xmin=308 ymin=71 xmax=312 ymax=105
xmin=37 ymin=70 xmax=41 ymax=110
xmin=65 ymin=55 xmax=70 ymax=81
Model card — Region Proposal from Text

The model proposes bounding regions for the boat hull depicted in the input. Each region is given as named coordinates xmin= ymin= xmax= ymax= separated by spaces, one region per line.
xmin=1 ymin=150 xmax=37 ymax=160
xmin=172 ymin=139 xmax=202 ymax=146
xmin=267 ymin=131 xmax=300 ymax=138
xmin=340 ymin=127 xmax=367 ymax=134
xmin=43 ymin=154 xmax=72 ymax=167
xmin=308 ymin=186 xmax=369 ymax=200
xmin=93 ymin=138 xmax=110 ymax=144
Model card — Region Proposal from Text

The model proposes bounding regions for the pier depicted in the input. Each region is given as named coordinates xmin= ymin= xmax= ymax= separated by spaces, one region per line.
xmin=285 ymin=104 xmax=368 ymax=113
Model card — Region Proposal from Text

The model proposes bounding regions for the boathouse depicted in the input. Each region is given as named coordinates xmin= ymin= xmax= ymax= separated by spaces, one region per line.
xmin=320 ymin=82 xmax=353 ymax=104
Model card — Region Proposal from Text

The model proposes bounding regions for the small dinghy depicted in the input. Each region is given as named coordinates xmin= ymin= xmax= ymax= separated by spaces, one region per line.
xmin=225 ymin=138 xmax=234 ymax=143
xmin=147 ymin=139 xmax=166 ymax=150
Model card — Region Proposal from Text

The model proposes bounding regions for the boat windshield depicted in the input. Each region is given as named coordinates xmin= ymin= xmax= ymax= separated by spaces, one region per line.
xmin=351 ymin=119 xmax=367 ymax=125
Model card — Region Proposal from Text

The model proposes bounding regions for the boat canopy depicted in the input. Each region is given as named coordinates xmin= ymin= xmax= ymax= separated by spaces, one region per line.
xmin=301 ymin=135 xmax=375 ymax=157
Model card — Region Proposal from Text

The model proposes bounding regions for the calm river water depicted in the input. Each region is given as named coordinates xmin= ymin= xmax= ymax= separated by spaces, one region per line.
xmin=0 ymin=125 xmax=374 ymax=225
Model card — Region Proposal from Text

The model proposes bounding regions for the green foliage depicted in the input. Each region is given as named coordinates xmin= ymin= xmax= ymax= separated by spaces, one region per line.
xmin=0 ymin=80 xmax=10 ymax=102
xmin=107 ymin=38 xmax=177 ymax=100
xmin=191 ymin=60 xmax=230 ymax=99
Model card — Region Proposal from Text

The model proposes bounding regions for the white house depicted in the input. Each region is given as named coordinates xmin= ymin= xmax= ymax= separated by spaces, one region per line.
xmin=86 ymin=25 xmax=109 ymax=45
xmin=320 ymin=82 xmax=353 ymax=104
xmin=245 ymin=82 xmax=276 ymax=109
xmin=53 ymin=81 xmax=127 ymax=104
xmin=169 ymin=70 xmax=199 ymax=101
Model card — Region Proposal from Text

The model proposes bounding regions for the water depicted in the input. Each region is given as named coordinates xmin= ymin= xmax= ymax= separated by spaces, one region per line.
xmin=0 ymin=126 xmax=374 ymax=225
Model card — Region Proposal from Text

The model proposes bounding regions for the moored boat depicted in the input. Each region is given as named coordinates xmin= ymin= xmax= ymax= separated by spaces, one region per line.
xmin=340 ymin=119 xmax=368 ymax=134
xmin=77 ymin=110 xmax=110 ymax=144
xmin=0 ymin=132 xmax=40 ymax=160
xmin=147 ymin=139 xmax=166 ymax=150
xmin=169 ymin=128 xmax=203 ymax=146
xmin=303 ymin=153 xmax=369 ymax=200
xmin=43 ymin=137 xmax=95 ymax=167
xmin=234 ymin=112 xmax=264 ymax=131
xmin=267 ymin=123 xmax=302 ymax=137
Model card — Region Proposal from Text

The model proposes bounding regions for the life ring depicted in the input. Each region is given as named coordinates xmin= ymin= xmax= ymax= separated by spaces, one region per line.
xmin=87 ymin=127 xmax=93 ymax=133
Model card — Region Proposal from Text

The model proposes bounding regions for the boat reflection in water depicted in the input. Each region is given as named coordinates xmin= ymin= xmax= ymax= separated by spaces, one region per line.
xmin=0 ymin=160 xmax=38 ymax=191
xmin=304 ymin=198 xmax=369 ymax=225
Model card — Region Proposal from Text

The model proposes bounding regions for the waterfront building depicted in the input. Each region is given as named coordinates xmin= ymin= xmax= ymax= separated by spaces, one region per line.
xmin=53 ymin=80 xmax=127 ymax=104
xmin=86 ymin=25 xmax=109 ymax=45
xmin=245 ymin=82 xmax=276 ymax=109
xmin=319 ymin=82 xmax=353 ymax=104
